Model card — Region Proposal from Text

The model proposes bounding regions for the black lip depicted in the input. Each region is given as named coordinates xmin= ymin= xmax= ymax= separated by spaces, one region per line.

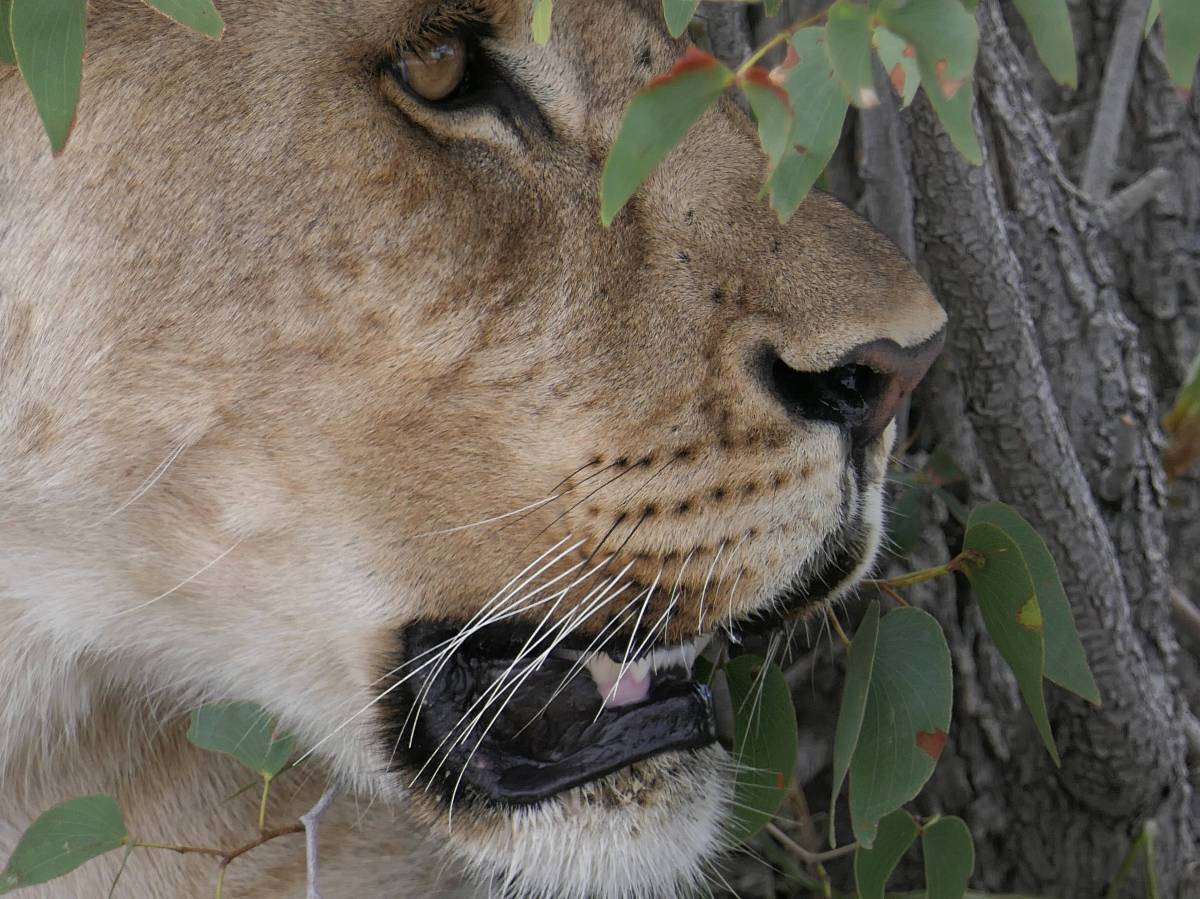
xmin=380 ymin=622 xmax=717 ymax=806
xmin=740 ymin=527 xmax=870 ymax=635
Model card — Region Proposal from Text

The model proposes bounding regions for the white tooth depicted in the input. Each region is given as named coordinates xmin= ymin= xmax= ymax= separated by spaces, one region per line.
xmin=681 ymin=644 xmax=698 ymax=671
xmin=630 ymin=658 xmax=651 ymax=683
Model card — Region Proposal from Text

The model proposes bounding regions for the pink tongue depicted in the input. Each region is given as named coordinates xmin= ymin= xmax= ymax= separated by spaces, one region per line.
xmin=600 ymin=668 xmax=651 ymax=708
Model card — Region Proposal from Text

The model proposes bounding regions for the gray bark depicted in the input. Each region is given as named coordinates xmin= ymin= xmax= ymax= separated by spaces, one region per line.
xmin=704 ymin=0 xmax=1200 ymax=895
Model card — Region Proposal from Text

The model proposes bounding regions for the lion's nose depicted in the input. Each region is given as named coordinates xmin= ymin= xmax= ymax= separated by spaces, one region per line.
xmin=762 ymin=330 xmax=945 ymax=447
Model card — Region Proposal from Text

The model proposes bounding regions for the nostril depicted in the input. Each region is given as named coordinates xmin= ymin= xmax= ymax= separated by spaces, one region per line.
xmin=768 ymin=353 xmax=886 ymax=434
xmin=758 ymin=332 xmax=944 ymax=446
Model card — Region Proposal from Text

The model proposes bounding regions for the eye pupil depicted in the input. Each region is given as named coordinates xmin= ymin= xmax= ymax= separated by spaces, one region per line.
xmin=399 ymin=36 xmax=468 ymax=102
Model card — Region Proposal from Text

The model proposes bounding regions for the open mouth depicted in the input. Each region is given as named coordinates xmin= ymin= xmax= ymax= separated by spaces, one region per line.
xmin=382 ymin=622 xmax=717 ymax=805
xmin=381 ymin=525 xmax=874 ymax=808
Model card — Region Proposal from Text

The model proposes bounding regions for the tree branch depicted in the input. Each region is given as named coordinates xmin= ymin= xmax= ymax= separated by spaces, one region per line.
xmin=1080 ymin=0 xmax=1154 ymax=200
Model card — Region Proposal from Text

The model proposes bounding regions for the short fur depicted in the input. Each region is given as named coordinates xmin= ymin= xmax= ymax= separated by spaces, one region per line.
xmin=0 ymin=1 xmax=946 ymax=896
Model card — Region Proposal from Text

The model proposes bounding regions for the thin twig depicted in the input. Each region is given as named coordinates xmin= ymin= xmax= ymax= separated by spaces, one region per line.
xmin=766 ymin=822 xmax=858 ymax=865
xmin=1169 ymin=587 xmax=1200 ymax=646
xmin=1099 ymin=167 xmax=1173 ymax=227
xmin=1080 ymin=0 xmax=1154 ymax=200
xmin=300 ymin=787 xmax=339 ymax=899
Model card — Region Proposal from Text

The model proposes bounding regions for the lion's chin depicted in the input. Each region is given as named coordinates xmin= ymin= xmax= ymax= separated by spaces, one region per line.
xmin=447 ymin=745 xmax=732 ymax=899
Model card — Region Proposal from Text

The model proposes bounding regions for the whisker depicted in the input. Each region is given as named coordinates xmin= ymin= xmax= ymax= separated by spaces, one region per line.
xmin=84 ymin=440 xmax=188 ymax=529
xmin=404 ymin=494 xmax=561 ymax=539
xmin=105 ymin=538 xmax=243 ymax=620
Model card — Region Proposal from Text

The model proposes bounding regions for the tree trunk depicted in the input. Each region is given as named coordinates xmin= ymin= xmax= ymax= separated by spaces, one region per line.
xmin=700 ymin=0 xmax=1200 ymax=894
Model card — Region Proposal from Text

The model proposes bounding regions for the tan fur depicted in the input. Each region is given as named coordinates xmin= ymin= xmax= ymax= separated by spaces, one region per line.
xmin=0 ymin=1 xmax=945 ymax=896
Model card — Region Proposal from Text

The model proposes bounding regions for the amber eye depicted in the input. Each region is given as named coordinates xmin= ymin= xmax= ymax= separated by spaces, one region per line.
xmin=398 ymin=36 xmax=469 ymax=102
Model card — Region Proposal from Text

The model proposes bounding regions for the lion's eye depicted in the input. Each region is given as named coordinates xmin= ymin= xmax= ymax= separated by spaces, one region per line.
xmin=397 ymin=36 xmax=469 ymax=102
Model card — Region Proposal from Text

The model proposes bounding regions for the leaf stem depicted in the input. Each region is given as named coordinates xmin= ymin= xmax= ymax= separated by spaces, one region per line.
xmin=860 ymin=550 xmax=984 ymax=595
xmin=766 ymin=822 xmax=858 ymax=864
xmin=735 ymin=2 xmax=836 ymax=76
xmin=105 ymin=843 xmax=135 ymax=899
xmin=1104 ymin=820 xmax=1159 ymax=899
xmin=826 ymin=610 xmax=852 ymax=648
xmin=258 ymin=775 xmax=272 ymax=834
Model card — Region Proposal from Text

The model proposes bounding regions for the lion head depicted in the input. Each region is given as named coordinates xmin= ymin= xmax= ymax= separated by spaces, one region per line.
xmin=0 ymin=1 xmax=944 ymax=896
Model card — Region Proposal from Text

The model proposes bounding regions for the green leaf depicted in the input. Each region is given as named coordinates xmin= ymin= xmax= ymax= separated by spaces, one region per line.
xmin=962 ymin=522 xmax=1060 ymax=766
xmin=886 ymin=484 xmax=924 ymax=558
xmin=854 ymin=809 xmax=918 ymax=899
xmin=11 ymin=0 xmax=87 ymax=155
xmin=738 ymin=67 xmax=794 ymax=169
xmin=848 ymin=608 xmax=952 ymax=848
xmin=1012 ymin=0 xmax=1077 ymax=88
xmin=830 ymin=601 xmax=880 ymax=846
xmin=662 ymin=0 xmax=700 ymax=39
xmin=140 ymin=0 xmax=223 ymax=39
xmin=966 ymin=503 xmax=1099 ymax=705
xmin=721 ymin=654 xmax=798 ymax=847
xmin=920 ymin=70 xmax=982 ymax=164
xmin=1164 ymin=349 xmax=1200 ymax=477
xmin=0 ymin=0 xmax=14 ymax=66
xmin=767 ymin=28 xmax=849 ymax=221
xmin=531 ymin=0 xmax=552 ymax=45
xmin=764 ymin=0 xmax=782 ymax=16
xmin=1146 ymin=0 xmax=1161 ymax=38
xmin=0 ymin=796 xmax=127 ymax=892
xmin=923 ymin=816 xmax=975 ymax=899
xmin=1161 ymin=0 xmax=1200 ymax=93
xmin=187 ymin=702 xmax=295 ymax=777
xmin=875 ymin=0 xmax=977 ymax=97
xmin=825 ymin=0 xmax=878 ymax=107
xmin=874 ymin=27 xmax=920 ymax=107
xmin=600 ymin=48 xmax=732 ymax=226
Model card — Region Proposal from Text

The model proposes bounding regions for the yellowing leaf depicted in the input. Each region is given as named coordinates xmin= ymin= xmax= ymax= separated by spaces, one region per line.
xmin=600 ymin=49 xmax=732 ymax=226
xmin=962 ymin=522 xmax=1060 ymax=766
xmin=531 ymin=0 xmax=552 ymax=45
xmin=967 ymin=502 xmax=1099 ymax=706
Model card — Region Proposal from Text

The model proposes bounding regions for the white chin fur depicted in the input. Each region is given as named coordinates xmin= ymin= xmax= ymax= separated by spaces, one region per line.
xmin=455 ymin=746 xmax=731 ymax=899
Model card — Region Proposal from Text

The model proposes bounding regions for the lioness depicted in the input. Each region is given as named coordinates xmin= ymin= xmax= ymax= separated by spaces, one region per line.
xmin=0 ymin=0 xmax=946 ymax=896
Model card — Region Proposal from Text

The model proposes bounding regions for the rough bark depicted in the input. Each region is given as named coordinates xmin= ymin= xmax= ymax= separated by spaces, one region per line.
xmin=702 ymin=0 xmax=1200 ymax=895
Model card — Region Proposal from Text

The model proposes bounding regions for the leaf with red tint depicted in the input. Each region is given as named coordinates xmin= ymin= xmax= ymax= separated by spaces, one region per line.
xmin=916 ymin=729 xmax=947 ymax=761
xmin=647 ymin=46 xmax=722 ymax=89
xmin=738 ymin=66 xmax=793 ymax=169
xmin=600 ymin=49 xmax=732 ymax=225
xmin=874 ymin=28 xmax=919 ymax=107
xmin=849 ymin=608 xmax=952 ymax=848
